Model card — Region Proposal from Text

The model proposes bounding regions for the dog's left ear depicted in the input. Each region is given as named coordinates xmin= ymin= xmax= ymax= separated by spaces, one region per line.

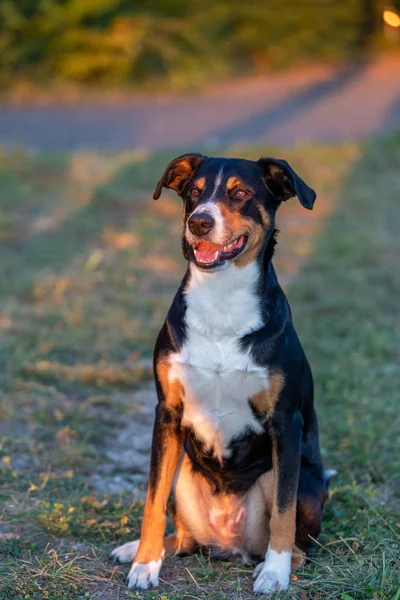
xmin=153 ymin=153 xmax=207 ymax=199
xmin=257 ymin=157 xmax=316 ymax=210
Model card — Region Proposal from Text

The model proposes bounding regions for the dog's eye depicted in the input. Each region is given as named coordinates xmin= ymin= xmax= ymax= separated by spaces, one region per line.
xmin=190 ymin=188 xmax=200 ymax=196
xmin=235 ymin=189 xmax=247 ymax=198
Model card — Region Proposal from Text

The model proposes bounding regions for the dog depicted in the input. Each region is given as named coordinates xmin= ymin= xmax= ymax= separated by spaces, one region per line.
xmin=111 ymin=153 xmax=332 ymax=594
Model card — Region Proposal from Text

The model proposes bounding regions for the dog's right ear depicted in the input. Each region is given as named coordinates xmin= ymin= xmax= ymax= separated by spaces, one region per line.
xmin=153 ymin=153 xmax=206 ymax=200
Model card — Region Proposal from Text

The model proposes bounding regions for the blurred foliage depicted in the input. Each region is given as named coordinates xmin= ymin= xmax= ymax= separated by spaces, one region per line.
xmin=0 ymin=0 xmax=393 ymax=88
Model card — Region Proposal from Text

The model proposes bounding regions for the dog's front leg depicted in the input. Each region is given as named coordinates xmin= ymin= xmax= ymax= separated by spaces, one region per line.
xmin=253 ymin=411 xmax=302 ymax=594
xmin=127 ymin=385 xmax=184 ymax=590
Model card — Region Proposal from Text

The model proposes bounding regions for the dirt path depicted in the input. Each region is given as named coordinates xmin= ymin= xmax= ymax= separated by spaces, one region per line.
xmin=1 ymin=55 xmax=400 ymax=151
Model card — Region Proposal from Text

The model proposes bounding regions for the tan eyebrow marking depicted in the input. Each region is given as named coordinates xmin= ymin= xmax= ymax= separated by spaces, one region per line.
xmin=227 ymin=177 xmax=243 ymax=190
xmin=193 ymin=177 xmax=206 ymax=190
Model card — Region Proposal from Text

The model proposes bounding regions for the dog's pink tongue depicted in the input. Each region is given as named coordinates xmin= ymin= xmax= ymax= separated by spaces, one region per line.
xmin=195 ymin=241 xmax=222 ymax=262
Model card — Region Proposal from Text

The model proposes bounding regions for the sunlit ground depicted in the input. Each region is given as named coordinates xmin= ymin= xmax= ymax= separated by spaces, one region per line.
xmin=0 ymin=137 xmax=399 ymax=599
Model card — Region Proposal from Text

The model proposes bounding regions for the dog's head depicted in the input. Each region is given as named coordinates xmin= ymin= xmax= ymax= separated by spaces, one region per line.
xmin=153 ymin=154 xmax=316 ymax=272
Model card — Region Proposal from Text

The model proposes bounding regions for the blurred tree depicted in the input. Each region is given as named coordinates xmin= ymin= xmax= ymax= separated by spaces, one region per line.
xmin=358 ymin=0 xmax=385 ymax=49
xmin=0 ymin=0 xmax=396 ymax=89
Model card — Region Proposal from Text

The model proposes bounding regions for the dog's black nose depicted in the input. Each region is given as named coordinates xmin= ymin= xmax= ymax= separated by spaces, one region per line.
xmin=188 ymin=212 xmax=215 ymax=237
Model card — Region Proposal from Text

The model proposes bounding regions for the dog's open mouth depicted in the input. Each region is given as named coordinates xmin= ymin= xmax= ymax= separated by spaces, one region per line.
xmin=192 ymin=235 xmax=248 ymax=268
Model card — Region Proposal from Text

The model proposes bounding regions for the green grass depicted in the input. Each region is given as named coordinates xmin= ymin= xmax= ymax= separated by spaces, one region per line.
xmin=0 ymin=137 xmax=399 ymax=599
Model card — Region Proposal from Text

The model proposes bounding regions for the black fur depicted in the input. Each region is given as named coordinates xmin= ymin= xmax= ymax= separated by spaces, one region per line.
xmin=152 ymin=154 xmax=326 ymax=556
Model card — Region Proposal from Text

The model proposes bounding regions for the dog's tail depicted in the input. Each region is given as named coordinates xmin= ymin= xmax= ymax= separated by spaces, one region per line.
xmin=324 ymin=469 xmax=338 ymax=490
xmin=321 ymin=469 xmax=337 ymax=507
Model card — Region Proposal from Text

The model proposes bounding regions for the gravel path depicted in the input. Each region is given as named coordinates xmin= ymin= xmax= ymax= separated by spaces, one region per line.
xmin=1 ymin=55 xmax=400 ymax=151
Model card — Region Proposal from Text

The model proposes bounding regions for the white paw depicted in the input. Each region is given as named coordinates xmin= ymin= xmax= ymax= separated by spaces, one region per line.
xmin=253 ymin=568 xmax=289 ymax=594
xmin=127 ymin=559 xmax=162 ymax=590
xmin=110 ymin=539 xmax=140 ymax=563
xmin=252 ymin=561 xmax=264 ymax=578
xmin=253 ymin=547 xmax=291 ymax=594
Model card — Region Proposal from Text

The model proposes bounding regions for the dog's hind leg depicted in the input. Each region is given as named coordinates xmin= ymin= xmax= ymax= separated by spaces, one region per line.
xmin=172 ymin=453 xmax=248 ymax=554
xmin=111 ymin=456 xmax=197 ymax=567
xmin=243 ymin=471 xmax=306 ymax=572
xmin=166 ymin=493 xmax=197 ymax=556
xmin=295 ymin=406 xmax=328 ymax=558
xmin=110 ymin=500 xmax=196 ymax=564
xmin=295 ymin=474 xmax=323 ymax=555
xmin=110 ymin=539 xmax=141 ymax=564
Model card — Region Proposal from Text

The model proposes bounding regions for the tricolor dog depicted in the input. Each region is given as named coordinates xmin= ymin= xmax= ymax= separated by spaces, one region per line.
xmin=111 ymin=154 xmax=333 ymax=594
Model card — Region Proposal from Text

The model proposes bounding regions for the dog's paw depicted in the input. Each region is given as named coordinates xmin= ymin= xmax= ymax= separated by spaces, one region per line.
xmin=110 ymin=539 xmax=140 ymax=563
xmin=253 ymin=568 xmax=289 ymax=594
xmin=252 ymin=548 xmax=291 ymax=594
xmin=252 ymin=561 xmax=264 ymax=578
xmin=127 ymin=559 xmax=162 ymax=590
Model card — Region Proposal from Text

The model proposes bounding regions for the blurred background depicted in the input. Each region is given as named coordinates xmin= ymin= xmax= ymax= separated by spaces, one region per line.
xmin=0 ymin=3 xmax=399 ymax=599
xmin=0 ymin=0 xmax=400 ymax=148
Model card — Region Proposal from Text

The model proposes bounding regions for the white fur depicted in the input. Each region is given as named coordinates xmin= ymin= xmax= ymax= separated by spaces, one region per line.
xmin=253 ymin=546 xmax=291 ymax=594
xmin=110 ymin=539 xmax=140 ymax=563
xmin=168 ymin=261 xmax=268 ymax=459
xmin=208 ymin=166 xmax=224 ymax=202
xmin=325 ymin=468 xmax=338 ymax=480
xmin=127 ymin=558 xmax=162 ymax=589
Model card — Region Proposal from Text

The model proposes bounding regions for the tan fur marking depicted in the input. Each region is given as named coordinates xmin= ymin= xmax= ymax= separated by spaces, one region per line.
xmin=168 ymin=158 xmax=194 ymax=191
xmin=242 ymin=472 xmax=273 ymax=557
xmin=250 ymin=372 xmax=285 ymax=416
xmin=163 ymin=532 xmax=196 ymax=555
xmin=269 ymin=507 xmax=296 ymax=553
xmin=136 ymin=502 xmax=167 ymax=562
xmin=135 ymin=430 xmax=184 ymax=563
xmin=236 ymin=222 xmax=266 ymax=268
xmin=219 ymin=203 xmax=249 ymax=234
xmin=217 ymin=204 xmax=262 ymax=269
xmin=216 ymin=200 xmax=271 ymax=268
xmin=291 ymin=544 xmax=306 ymax=571
xmin=242 ymin=473 xmax=306 ymax=568
xmin=167 ymin=492 xmax=197 ymax=555
xmin=268 ymin=442 xmax=296 ymax=553
xmin=173 ymin=454 xmax=245 ymax=550
xmin=194 ymin=176 xmax=206 ymax=191
xmin=226 ymin=176 xmax=242 ymax=190
xmin=258 ymin=203 xmax=271 ymax=228
xmin=169 ymin=457 xmax=303 ymax=566
xmin=258 ymin=470 xmax=275 ymax=512
xmin=134 ymin=357 xmax=184 ymax=565
xmin=156 ymin=358 xmax=184 ymax=407
xmin=215 ymin=204 xmax=269 ymax=269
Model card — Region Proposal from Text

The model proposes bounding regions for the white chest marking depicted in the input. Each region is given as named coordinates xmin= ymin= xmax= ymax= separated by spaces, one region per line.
xmin=169 ymin=261 xmax=269 ymax=460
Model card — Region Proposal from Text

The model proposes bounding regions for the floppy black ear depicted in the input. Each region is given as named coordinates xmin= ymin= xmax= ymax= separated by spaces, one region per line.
xmin=153 ymin=153 xmax=206 ymax=200
xmin=257 ymin=157 xmax=316 ymax=210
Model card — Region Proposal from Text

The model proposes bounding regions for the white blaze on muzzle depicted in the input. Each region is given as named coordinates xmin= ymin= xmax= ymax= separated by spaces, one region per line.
xmin=187 ymin=166 xmax=225 ymax=237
